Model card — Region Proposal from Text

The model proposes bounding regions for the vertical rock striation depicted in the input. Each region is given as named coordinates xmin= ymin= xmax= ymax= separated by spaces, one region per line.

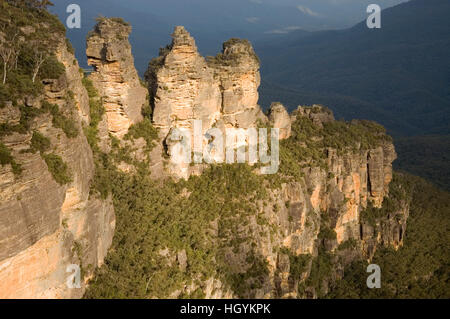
xmin=146 ymin=26 xmax=267 ymax=178
xmin=207 ymin=38 xmax=265 ymax=129
xmin=0 ymin=18 xmax=408 ymax=300
xmin=147 ymin=26 xmax=222 ymax=135
xmin=86 ymin=18 xmax=146 ymax=137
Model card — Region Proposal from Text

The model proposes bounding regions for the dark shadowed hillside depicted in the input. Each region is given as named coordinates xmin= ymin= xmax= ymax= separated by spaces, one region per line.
xmin=394 ymin=135 xmax=450 ymax=191
xmin=257 ymin=0 xmax=450 ymax=137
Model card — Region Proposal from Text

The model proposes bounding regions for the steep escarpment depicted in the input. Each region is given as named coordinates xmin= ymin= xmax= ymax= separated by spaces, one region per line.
xmin=0 ymin=7 xmax=415 ymax=299
xmin=84 ymin=97 xmax=408 ymax=299
xmin=0 ymin=3 xmax=114 ymax=298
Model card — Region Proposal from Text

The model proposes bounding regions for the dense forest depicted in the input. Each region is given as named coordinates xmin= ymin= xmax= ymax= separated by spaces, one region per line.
xmin=394 ymin=135 xmax=450 ymax=191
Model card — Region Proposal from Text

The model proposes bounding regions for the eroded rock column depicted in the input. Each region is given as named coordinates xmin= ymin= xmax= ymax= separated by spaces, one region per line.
xmin=87 ymin=18 xmax=146 ymax=137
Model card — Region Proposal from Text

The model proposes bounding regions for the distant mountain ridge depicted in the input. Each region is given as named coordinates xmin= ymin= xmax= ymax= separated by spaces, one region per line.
xmin=257 ymin=0 xmax=450 ymax=136
xmin=52 ymin=0 xmax=407 ymax=76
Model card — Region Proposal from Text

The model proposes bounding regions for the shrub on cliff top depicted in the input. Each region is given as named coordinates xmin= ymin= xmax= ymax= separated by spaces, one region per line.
xmin=95 ymin=16 xmax=130 ymax=27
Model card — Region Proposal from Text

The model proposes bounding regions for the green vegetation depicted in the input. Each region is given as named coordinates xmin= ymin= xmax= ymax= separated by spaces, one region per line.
xmin=361 ymin=173 xmax=412 ymax=227
xmin=337 ymin=238 xmax=358 ymax=251
xmin=275 ymin=112 xmax=391 ymax=183
xmin=301 ymin=248 xmax=334 ymax=298
xmin=328 ymin=173 xmax=450 ymax=298
xmin=65 ymin=38 xmax=75 ymax=55
xmin=28 ymin=131 xmax=74 ymax=186
xmin=29 ymin=130 xmax=50 ymax=153
xmin=207 ymin=38 xmax=260 ymax=67
xmin=39 ymin=55 xmax=65 ymax=79
xmin=0 ymin=1 xmax=80 ymax=184
xmin=124 ymin=118 xmax=158 ymax=151
xmin=43 ymin=153 xmax=72 ymax=185
xmin=145 ymin=45 xmax=171 ymax=84
xmin=0 ymin=105 xmax=48 ymax=138
xmin=1 ymin=101 xmax=77 ymax=139
xmin=95 ymin=16 xmax=130 ymax=27
xmin=18 ymin=104 xmax=45 ymax=132
xmin=0 ymin=142 xmax=22 ymax=175
xmin=42 ymin=101 xmax=78 ymax=138
xmin=84 ymin=163 xmax=271 ymax=298
xmin=280 ymin=248 xmax=311 ymax=280
xmin=0 ymin=0 xmax=66 ymax=105
xmin=318 ymin=226 xmax=337 ymax=241
xmin=82 ymin=76 xmax=105 ymax=151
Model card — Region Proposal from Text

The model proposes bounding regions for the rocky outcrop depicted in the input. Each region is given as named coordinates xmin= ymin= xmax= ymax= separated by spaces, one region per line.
xmin=184 ymin=107 xmax=402 ymax=299
xmin=360 ymin=202 xmax=409 ymax=259
xmin=207 ymin=37 xmax=265 ymax=129
xmin=146 ymin=27 xmax=267 ymax=178
xmin=147 ymin=27 xmax=265 ymax=134
xmin=0 ymin=16 xmax=408 ymax=300
xmin=87 ymin=18 xmax=146 ymax=137
xmin=0 ymin=40 xmax=115 ymax=299
xmin=291 ymin=105 xmax=335 ymax=127
xmin=268 ymin=102 xmax=291 ymax=139
xmin=147 ymin=26 xmax=222 ymax=134
xmin=141 ymin=30 xmax=404 ymax=297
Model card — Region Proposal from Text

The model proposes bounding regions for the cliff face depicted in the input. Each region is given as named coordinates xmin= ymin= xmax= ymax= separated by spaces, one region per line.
xmin=86 ymin=18 xmax=146 ymax=138
xmin=268 ymin=102 xmax=291 ymax=140
xmin=0 ymin=14 xmax=409 ymax=299
xmin=147 ymin=27 xmax=264 ymax=133
xmin=146 ymin=27 xmax=266 ymax=178
xmin=191 ymin=106 xmax=406 ymax=299
xmin=0 ymin=37 xmax=114 ymax=298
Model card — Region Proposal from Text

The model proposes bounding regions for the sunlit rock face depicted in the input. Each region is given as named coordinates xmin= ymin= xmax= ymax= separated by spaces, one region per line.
xmin=0 ymin=16 xmax=405 ymax=299
xmin=0 ymin=40 xmax=115 ymax=299
xmin=208 ymin=37 xmax=265 ymax=129
xmin=268 ymin=102 xmax=291 ymax=140
xmin=146 ymin=26 xmax=267 ymax=179
xmin=87 ymin=18 xmax=146 ymax=138
xmin=147 ymin=26 xmax=222 ymax=135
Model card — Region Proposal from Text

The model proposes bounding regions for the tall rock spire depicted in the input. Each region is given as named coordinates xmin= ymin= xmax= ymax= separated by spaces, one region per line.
xmin=145 ymin=26 xmax=267 ymax=179
xmin=86 ymin=17 xmax=146 ymax=137
xmin=146 ymin=26 xmax=222 ymax=136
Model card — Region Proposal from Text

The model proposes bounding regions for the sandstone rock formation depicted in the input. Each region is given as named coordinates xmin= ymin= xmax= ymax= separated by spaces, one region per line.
xmin=87 ymin=18 xmax=146 ymax=137
xmin=147 ymin=26 xmax=221 ymax=134
xmin=150 ymin=104 xmax=403 ymax=299
xmin=146 ymin=27 xmax=267 ymax=178
xmin=0 ymin=39 xmax=115 ymax=299
xmin=224 ymin=118 xmax=402 ymax=298
xmin=147 ymin=27 xmax=265 ymax=134
xmin=0 ymin=16 xmax=407 ymax=300
xmin=268 ymin=102 xmax=291 ymax=139
xmin=207 ymin=37 xmax=265 ymax=129
xmin=291 ymin=104 xmax=335 ymax=127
